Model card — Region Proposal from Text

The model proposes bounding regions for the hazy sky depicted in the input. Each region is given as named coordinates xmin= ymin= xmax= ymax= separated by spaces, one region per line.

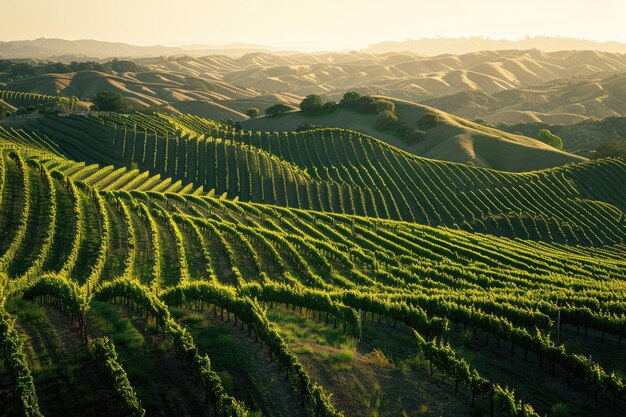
xmin=2 ymin=0 xmax=625 ymax=49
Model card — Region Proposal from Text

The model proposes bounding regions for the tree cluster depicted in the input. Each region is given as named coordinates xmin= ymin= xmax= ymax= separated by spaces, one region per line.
xmin=0 ymin=59 xmax=145 ymax=82
xmin=537 ymin=129 xmax=564 ymax=150
xmin=265 ymin=103 xmax=294 ymax=117
xmin=245 ymin=107 xmax=260 ymax=119
xmin=339 ymin=92 xmax=428 ymax=145
xmin=299 ymin=95 xmax=338 ymax=115
xmin=417 ymin=112 xmax=441 ymax=130
xmin=90 ymin=91 xmax=132 ymax=112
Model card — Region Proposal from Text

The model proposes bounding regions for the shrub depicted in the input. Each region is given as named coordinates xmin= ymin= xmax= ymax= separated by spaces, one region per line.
xmin=245 ymin=107 xmax=260 ymax=118
xmin=265 ymin=104 xmax=293 ymax=117
xmin=300 ymin=95 xmax=325 ymax=113
xmin=221 ymin=119 xmax=242 ymax=131
xmin=376 ymin=110 xmax=399 ymax=130
xmin=41 ymin=63 xmax=72 ymax=74
xmin=91 ymin=91 xmax=132 ymax=112
xmin=339 ymin=91 xmax=361 ymax=107
xmin=397 ymin=124 xmax=425 ymax=144
xmin=417 ymin=112 xmax=440 ymax=130
xmin=8 ymin=63 xmax=34 ymax=78
xmin=300 ymin=95 xmax=338 ymax=115
xmin=537 ymin=129 xmax=564 ymax=150
xmin=296 ymin=124 xmax=324 ymax=132
xmin=108 ymin=59 xmax=142 ymax=73
xmin=376 ymin=99 xmax=395 ymax=113
xmin=69 ymin=61 xmax=106 ymax=72
xmin=354 ymin=96 xmax=378 ymax=114
xmin=322 ymin=101 xmax=338 ymax=112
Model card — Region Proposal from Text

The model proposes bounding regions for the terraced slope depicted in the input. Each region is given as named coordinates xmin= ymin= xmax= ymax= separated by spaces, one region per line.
xmin=22 ymin=113 xmax=626 ymax=246
xmin=0 ymin=147 xmax=625 ymax=416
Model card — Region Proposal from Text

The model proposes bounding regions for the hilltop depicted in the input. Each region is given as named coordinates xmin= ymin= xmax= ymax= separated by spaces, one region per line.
xmin=4 ymin=37 xmax=626 ymax=60
xmin=241 ymin=97 xmax=585 ymax=171
xmin=3 ymin=50 xmax=626 ymax=116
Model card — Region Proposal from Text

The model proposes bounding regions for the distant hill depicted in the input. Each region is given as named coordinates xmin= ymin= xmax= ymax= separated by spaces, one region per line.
xmin=145 ymin=50 xmax=626 ymax=101
xmin=366 ymin=36 xmax=626 ymax=55
xmin=0 ymin=38 xmax=301 ymax=60
xmin=4 ymin=37 xmax=626 ymax=61
xmin=5 ymin=49 xmax=626 ymax=120
xmin=421 ymin=72 xmax=626 ymax=125
xmin=495 ymin=117 xmax=626 ymax=155
xmin=241 ymin=97 xmax=585 ymax=172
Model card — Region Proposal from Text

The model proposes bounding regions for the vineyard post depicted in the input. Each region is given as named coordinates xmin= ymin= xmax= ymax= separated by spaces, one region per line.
xmin=358 ymin=308 xmax=363 ymax=344
xmin=557 ymin=310 xmax=561 ymax=343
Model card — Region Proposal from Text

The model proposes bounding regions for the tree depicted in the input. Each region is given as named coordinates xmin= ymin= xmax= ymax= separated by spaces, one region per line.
xmin=246 ymin=107 xmax=260 ymax=118
xmin=221 ymin=119 xmax=243 ymax=131
xmin=322 ymin=101 xmax=338 ymax=112
xmin=417 ymin=112 xmax=440 ymax=130
xmin=265 ymin=104 xmax=292 ymax=117
xmin=41 ymin=63 xmax=72 ymax=74
xmin=376 ymin=99 xmax=395 ymax=113
xmin=90 ymin=91 xmax=132 ymax=112
xmin=376 ymin=110 xmax=399 ymax=130
xmin=69 ymin=61 xmax=106 ymax=72
xmin=354 ymin=96 xmax=378 ymax=114
xmin=8 ymin=63 xmax=34 ymax=78
xmin=537 ymin=129 xmax=564 ymax=150
xmin=339 ymin=92 xmax=361 ymax=107
xmin=397 ymin=124 xmax=425 ymax=145
xmin=299 ymin=95 xmax=325 ymax=114
xmin=0 ymin=60 xmax=12 ymax=72
xmin=108 ymin=59 xmax=142 ymax=73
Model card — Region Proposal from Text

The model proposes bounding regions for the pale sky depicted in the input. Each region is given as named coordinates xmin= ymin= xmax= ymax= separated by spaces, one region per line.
xmin=2 ymin=0 xmax=625 ymax=50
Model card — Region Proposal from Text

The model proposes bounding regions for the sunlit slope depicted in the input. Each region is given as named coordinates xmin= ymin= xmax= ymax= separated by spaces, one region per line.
xmin=241 ymin=97 xmax=586 ymax=171
xmin=144 ymin=49 xmax=626 ymax=99
xmin=6 ymin=50 xmax=626 ymax=121
xmin=0 ymin=146 xmax=625 ymax=416
xmin=422 ymin=72 xmax=626 ymax=125
xmin=15 ymin=113 xmax=626 ymax=246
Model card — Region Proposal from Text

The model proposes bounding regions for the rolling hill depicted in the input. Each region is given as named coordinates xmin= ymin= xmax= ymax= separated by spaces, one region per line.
xmin=241 ymin=98 xmax=586 ymax=171
xmin=422 ymin=72 xmax=626 ymax=125
xmin=496 ymin=117 xmax=626 ymax=155
xmin=1 ymin=42 xmax=626 ymax=417
xmin=6 ymin=112 xmax=622 ymax=246
xmin=0 ymin=112 xmax=625 ymax=417
xmin=4 ymin=50 xmax=626 ymax=118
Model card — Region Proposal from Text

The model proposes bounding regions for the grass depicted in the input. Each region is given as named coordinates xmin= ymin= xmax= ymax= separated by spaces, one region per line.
xmin=5 ymin=298 xmax=46 ymax=321
xmin=266 ymin=307 xmax=357 ymax=349
xmin=169 ymin=306 xmax=311 ymax=416
xmin=88 ymin=301 xmax=144 ymax=349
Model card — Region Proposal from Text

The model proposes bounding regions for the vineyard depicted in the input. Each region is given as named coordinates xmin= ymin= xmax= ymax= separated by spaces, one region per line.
xmin=0 ymin=90 xmax=77 ymax=114
xmin=0 ymin=112 xmax=625 ymax=417
xmin=23 ymin=114 xmax=626 ymax=245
